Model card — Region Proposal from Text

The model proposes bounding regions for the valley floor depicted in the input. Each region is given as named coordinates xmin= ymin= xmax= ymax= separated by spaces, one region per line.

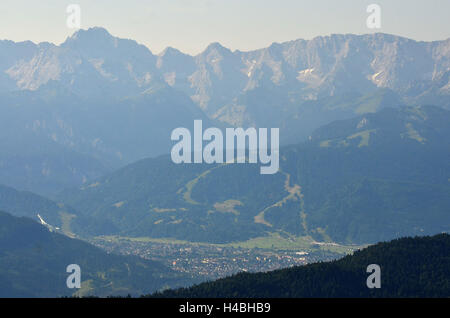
xmin=90 ymin=234 xmax=361 ymax=280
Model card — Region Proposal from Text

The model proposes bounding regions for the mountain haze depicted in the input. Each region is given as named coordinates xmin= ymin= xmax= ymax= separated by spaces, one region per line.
xmin=0 ymin=211 xmax=195 ymax=297
xmin=0 ymin=27 xmax=449 ymax=299
xmin=1 ymin=28 xmax=449 ymax=195
xmin=58 ymin=105 xmax=450 ymax=245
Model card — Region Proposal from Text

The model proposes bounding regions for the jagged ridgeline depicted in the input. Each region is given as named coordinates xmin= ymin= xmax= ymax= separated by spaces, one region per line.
xmin=149 ymin=233 xmax=450 ymax=298
xmin=1 ymin=29 xmax=449 ymax=196
xmin=58 ymin=105 xmax=450 ymax=245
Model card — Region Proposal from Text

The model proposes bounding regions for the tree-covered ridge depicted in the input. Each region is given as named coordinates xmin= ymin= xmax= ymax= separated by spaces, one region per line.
xmin=0 ymin=184 xmax=75 ymax=229
xmin=0 ymin=184 xmax=124 ymax=238
xmin=58 ymin=105 xmax=450 ymax=245
xmin=150 ymin=233 xmax=450 ymax=298
xmin=0 ymin=211 xmax=196 ymax=297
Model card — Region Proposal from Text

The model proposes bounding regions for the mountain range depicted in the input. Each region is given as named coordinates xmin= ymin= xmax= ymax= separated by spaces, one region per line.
xmin=0 ymin=28 xmax=449 ymax=195
xmin=3 ymin=28 xmax=449 ymax=111
xmin=58 ymin=105 xmax=450 ymax=245
xmin=0 ymin=28 xmax=449 ymax=298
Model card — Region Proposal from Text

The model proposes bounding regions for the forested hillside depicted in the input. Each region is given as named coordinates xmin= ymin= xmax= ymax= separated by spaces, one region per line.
xmin=59 ymin=105 xmax=450 ymax=245
xmin=0 ymin=211 xmax=197 ymax=297
xmin=151 ymin=234 xmax=450 ymax=298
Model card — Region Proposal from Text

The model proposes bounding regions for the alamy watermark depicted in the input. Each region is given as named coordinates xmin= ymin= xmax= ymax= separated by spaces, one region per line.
xmin=66 ymin=4 xmax=81 ymax=29
xmin=170 ymin=120 xmax=279 ymax=174
xmin=366 ymin=4 xmax=381 ymax=29
xmin=66 ymin=264 xmax=81 ymax=289
xmin=366 ymin=264 xmax=381 ymax=289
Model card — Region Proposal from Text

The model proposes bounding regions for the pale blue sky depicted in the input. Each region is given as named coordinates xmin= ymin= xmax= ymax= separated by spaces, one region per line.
xmin=0 ymin=0 xmax=449 ymax=55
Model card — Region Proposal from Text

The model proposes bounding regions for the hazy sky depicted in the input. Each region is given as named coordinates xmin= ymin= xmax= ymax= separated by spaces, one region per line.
xmin=0 ymin=0 xmax=449 ymax=55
